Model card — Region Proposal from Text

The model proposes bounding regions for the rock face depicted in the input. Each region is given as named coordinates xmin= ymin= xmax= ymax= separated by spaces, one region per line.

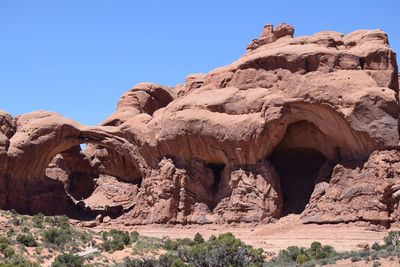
xmin=1 ymin=23 xmax=400 ymax=226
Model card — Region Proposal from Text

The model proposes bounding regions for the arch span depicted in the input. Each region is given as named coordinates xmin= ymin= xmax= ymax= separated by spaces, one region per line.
xmin=4 ymin=112 xmax=147 ymax=214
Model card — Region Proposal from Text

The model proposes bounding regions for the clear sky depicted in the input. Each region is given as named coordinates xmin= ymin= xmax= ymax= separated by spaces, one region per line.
xmin=1 ymin=0 xmax=399 ymax=125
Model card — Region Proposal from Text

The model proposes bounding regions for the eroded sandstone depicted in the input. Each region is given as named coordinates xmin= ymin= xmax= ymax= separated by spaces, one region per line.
xmin=0 ymin=23 xmax=399 ymax=226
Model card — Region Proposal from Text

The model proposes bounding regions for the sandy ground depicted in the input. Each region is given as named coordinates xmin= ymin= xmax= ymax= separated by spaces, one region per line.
xmin=94 ymin=215 xmax=393 ymax=253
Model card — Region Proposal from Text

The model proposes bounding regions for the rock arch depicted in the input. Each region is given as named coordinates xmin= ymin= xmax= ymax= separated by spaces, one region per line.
xmin=260 ymin=102 xmax=378 ymax=162
xmin=3 ymin=112 xmax=147 ymax=214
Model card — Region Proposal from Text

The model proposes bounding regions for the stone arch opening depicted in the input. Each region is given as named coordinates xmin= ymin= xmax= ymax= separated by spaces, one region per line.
xmin=46 ymin=146 xmax=97 ymax=201
xmin=268 ymin=120 xmax=335 ymax=216
xmin=85 ymin=144 xmax=144 ymax=186
xmin=45 ymin=141 xmax=144 ymax=218
xmin=29 ymin=132 xmax=146 ymax=218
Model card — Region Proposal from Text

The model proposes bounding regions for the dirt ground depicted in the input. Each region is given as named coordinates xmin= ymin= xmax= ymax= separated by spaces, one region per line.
xmin=94 ymin=215 xmax=394 ymax=253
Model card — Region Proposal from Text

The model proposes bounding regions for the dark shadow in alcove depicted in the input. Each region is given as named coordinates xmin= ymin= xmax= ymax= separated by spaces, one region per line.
xmin=206 ymin=163 xmax=225 ymax=194
xmin=269 ymin=147 xmax=327 ymax=216
xmin=206 ymin=163 xmax=225 ymax=210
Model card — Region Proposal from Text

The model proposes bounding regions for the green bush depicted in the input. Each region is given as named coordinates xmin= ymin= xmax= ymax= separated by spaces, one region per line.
xmin=318 ymin=258 xmax=336 ymax=265
xmin=42 ymin=227 xmax=71 ymax=248
xmin=351 ymin=255 xmax=362 ymax=262
xmin=308 ymin=241 xmax=336 ymax=259
xmin=193 ymin=233 xmax=204 ymax=244
xmin=101 ymin=230 xmax=130 ymax=252
xmin=3 ymin=246 xmax=15 ymax=258
xmin=16 ymin=234 xmax=38 ymax=247
xmin=130 ymin=231 xmax=139 ymax=243
xmin=122 ymin=257 xmax=158 ymax=267
xmin=177 ymin=232 xmax=265 ymax=267
xmin=133 ymin=236 xmax=163 ymax=254
xmin=163 ymin=238 xmax=195 ymax=251
xmin=0 ymin=254 xmax=40 ymax=267
xmin=277 ymin=245 xmax=306 ymax=262
xmin=45 ymin=216 xmax=70 ymax=229
xmin=275 ymin=241 xmax=337 ymax=265
xmin=372 ymin=242 xmax=384 ymax=251
xmin=11 ymin=217 xmax=23 ymax=226
xmin=32 ymin=213 xmax=44 ymax=228
xmin=0 ymin=235 xmax=11 ymax=256
xmin=158 ymin=253 xmax=184 ymax=267
xmin=78 ymin=231 xmax=92 ymax=244
xmin=302 ymin=262 xmax=316 ymax=267
xmin=6 ymin=229 xmax=15 ymax=237
xmin=384 ymin=231 xmax=400 ymax=248
xmin=51 ymin=253 xmax=84 ymax=267
xmin=0 ymin=235 xmax=10 ymax=246
xmin=296 ymin=254 xmax=308 ymax=264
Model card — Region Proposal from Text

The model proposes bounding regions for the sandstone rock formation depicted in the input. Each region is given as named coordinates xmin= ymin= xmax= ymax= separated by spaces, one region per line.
xmin=1 ymin=23 xmax=400 ymax=227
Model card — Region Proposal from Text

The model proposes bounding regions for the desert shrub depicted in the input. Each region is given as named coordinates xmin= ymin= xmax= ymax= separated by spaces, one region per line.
xmin=371 ymin=251 xmax=379 ymax=260
xmin=0 ymin=236 xmax=11 ymax=256
xmin=359 ymin=249 xmax=370 ymax=258
xmin=122 ymin=257 xmax=158 ymax=267
xmin=0 ymin=243 xmax=8 ymax=254
xmin=351 ymin=255 xmax=362 ymax=262
xmin=277 ymin=246 xmax=306 ymax=262
xmin=32 ymin=213 xmax=44 ymax=228
xmin=339 ymin=251 xmax=352 ymax=260
xmin=0 ymin=235 xmax=10 ymax=246
xmin=318 ymin=258 xmax=336 ymax=265
xmin=16 ymin=234 xmax=38 ymax=247
xmin=78 ymin=231 xmax=92 ymax=244
xmin=308 ymin=241 xmax=336 ymax=260
xmin=158 ymin=253 xmax=184 ymax=267
xmin=45 ymin=216 xmax=70 ymax=230
xmin=274 ymin=241 xmax=337 ymax=265
xmin=177 ymin=232 xmax=265 ymax=267
xmin=296 ymin=254 xmax=308 ymax=264
xmin=372 ymin=261 xmax=382 ymax=267
xmin=42 ymin=227 xmax=72 ymax=248
xmin=51 ymin=253 xmax=84 ymax=267
xmin=170 ymin=259 xmax=188 ymax=267
xmin=35 ymin=246 xmax=43 ymax=255
xmin=372 ymin=242 xmax=384 ymax=251
xmin=130 ymin=231 xmax=139 ymax=243
xmin=133 ymin=236 xmax=163 ymax=254
xmin=101 ymin=230 xmax=130 ymax=252
xmin=11 ymin=216 xmax=23 ymax=226
xmin=384 ymin=231 xmax=400 ymax=248
xmin=0 ymin=254 xmax=40 ymax=267
xmin=193 ymin=233 xmax=204 ymax=244
xmin=163 ymin=238 xmax=195 ymax=251
xmin=121 ymin=256 xmax=187 ymax=267
xmin=3 ymin=246 xmax=15 ymax=258
xmin=6 ymin=229 xmax=15 ymax=237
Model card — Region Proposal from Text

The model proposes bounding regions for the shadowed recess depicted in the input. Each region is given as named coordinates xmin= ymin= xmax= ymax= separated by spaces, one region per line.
xmin=270 ymin=148 xmax=326 ymax=216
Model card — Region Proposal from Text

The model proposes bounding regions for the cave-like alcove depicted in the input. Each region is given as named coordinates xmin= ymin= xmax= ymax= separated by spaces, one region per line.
xmin=206 ymin=163 xmax=225 ymax=210
xmin=269 ymin=147 xmax=326 ymax=216
xmin=207 ymin=163 xmax=225 ymax=194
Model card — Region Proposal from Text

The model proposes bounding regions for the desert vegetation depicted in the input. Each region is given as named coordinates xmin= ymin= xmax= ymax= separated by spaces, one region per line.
xmin=0 ymin=210 xmax=400 ymax=266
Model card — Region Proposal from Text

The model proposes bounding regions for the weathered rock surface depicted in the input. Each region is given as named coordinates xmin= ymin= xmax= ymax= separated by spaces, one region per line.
xmin=302 ymin=150 xmax=400 ymax=226
xmin=0 ymin=23 xmax=399 ymax=226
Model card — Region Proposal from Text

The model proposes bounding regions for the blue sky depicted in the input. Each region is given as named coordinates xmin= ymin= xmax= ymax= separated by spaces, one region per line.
xmin=1 ymin=0 xmax=399 ymax=125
